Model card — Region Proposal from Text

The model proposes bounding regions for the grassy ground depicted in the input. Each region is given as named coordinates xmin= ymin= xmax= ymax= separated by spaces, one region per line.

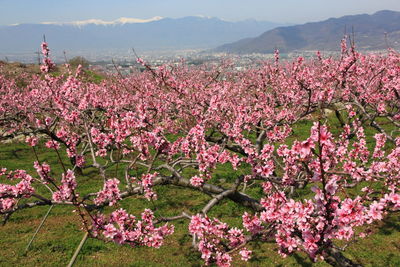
xmin=0 ymin=116 xmax=399 ymax=266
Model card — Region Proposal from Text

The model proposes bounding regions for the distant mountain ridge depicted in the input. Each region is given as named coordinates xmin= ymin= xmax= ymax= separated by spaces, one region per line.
xmin=216 ymin=10 xmax=400 ymax=54
xmin=38 ymin=16 xmax=164 ymax=26
xmin=0 ymin=16 xmax=282 ymax=55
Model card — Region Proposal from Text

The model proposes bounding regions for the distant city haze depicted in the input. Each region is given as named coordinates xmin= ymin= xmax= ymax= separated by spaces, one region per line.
xmin=0 ymin=0 xmax=399 ymax=25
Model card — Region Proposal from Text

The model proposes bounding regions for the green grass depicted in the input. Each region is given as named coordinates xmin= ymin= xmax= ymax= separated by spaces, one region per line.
xmin=0 ymin=114 xmax=399 ymax=266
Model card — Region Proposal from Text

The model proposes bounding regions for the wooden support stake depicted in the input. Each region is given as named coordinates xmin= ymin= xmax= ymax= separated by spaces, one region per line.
xmin=24 ymin=205 xmax=54 ymax=254
xmin=67 ymin=232 xmax=89 ymax=267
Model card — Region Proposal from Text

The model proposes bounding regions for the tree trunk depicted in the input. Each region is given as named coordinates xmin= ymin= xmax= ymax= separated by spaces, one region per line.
xmin=324 ymin=247 xmax=362 ymax=267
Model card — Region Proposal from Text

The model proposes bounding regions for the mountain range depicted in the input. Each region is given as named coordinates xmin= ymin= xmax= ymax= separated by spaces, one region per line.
xmin=0 ymin=16 xmax=282 ymax=56
xmin=216 ymin=10 xmax=400 ymax=54
xmin=2 ymin=10 xmax=399 ymax=60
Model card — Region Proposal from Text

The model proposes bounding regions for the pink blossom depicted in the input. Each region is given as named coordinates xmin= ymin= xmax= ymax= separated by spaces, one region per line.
xmin=45 ymin=140 xmax=60 ymax=149
xmin=93 ymin=208 xmax=174 ymax=248
xmin=52 ymin=170 xmax=77 ymax=201
xmin=239 ymin=248 xmax=252 ymax=261
xmin=190 ymin=175 xmax=204 ymax=187
xmin=94 ymin=178 xmax=121 ymax=206
xmin=25 ymin=136 xmax=38 ymax=147
xmin=141 ymin=173 xmax=158 ymax=201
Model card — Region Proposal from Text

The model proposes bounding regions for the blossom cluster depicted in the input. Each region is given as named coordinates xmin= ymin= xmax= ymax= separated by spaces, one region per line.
xmin=94 ymin=178 xmax=121 ymax=206
xmin=189 ymin=214 xmax=250 ymax=266
xmin=139 ymin=173 xmax=158 ymax=201
xmin=40 ymin=42 xmax=55 ymax=73
xmin=52 ymin=169 xmax=77 ymax=202
xmin=92 ymin=208 xmax=174 ymax=248
xmin=0 ymin=169 xmax=35 ymax=212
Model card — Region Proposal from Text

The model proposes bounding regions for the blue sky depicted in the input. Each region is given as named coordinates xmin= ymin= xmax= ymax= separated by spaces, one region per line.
xmin=0 ymin=0 xmax=399 ymax=25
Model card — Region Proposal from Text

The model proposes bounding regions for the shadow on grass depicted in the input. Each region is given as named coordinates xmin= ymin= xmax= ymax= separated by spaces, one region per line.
xmin=183 ymin=247 xmax=202 ymax=267
xmin=293 ymin=253 xmax=313 ymax=267
xmin=378 ymin=212 xmax=400 ymax=236
xmin=384 ymin=252 xmax=400 ymax=265
xmin=10 ymin=148 xmax=24 ymax=159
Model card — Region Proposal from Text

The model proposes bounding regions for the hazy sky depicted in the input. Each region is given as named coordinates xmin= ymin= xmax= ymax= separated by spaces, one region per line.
xmin=0 ymin=0 xmax=399 ymax=25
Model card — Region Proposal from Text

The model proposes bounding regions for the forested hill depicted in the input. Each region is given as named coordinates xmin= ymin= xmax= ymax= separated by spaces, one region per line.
xmin=216 ymin=10 xmax=400 ymax=54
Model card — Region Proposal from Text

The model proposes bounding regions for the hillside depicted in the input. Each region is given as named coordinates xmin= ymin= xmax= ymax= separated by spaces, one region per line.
xmin=216 ymin=10 xmax=400 ymax=54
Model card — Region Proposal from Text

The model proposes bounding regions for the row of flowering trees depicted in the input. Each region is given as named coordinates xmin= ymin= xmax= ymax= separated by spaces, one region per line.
xmin=0 ymin=40 xmax=399 ymax=266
